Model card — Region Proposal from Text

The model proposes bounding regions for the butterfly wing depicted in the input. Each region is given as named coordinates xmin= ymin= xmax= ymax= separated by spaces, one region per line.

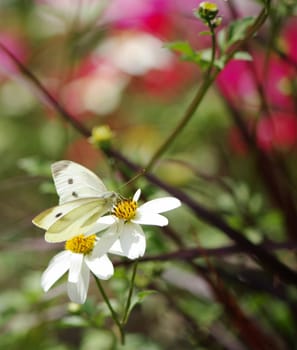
xmin=32 ymin=199 xmax=88 ymax=230
xmin=33 ymin=160 xmax=117 ymax=242
xmin=33 ymin=196 xmax=116 ymax=243
xmin=52 ymin=160 xmax=109 ymax=204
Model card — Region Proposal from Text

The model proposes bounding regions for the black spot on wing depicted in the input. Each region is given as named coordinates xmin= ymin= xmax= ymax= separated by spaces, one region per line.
xmin=52 ymin=161 xmax=70 ymax=176
xmin=72 ymin=191 xmax=78 ymax=198
xmin=68 ymin=178 xmax=74 ymax=184
xmin=55 ymin=212 xmax=63 ymax=218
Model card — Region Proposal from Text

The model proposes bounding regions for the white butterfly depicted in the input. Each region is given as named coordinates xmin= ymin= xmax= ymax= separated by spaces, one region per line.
xmin=32 ymin=160 xmax=117 ymax=243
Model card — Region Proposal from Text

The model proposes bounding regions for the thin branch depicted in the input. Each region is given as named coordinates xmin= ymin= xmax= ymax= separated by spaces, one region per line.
xmin=0 ymin=42 xmax=91 ymax=138
xmin=107 ymin=147 xmax=297 ymax=286
xmin=114 ymin=240 xmax=297 ymax=266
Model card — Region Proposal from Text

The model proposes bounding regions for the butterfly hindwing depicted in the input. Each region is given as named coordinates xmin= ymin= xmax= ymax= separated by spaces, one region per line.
xmin=32 ymin=199 xmax=91 ymax=230
xmin=44 ymin=197 xmax=114 ymax=242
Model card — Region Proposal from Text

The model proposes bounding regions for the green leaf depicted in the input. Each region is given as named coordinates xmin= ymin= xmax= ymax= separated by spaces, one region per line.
xmin=166 ymin=41 xmax=204 ymax=66
xmin=18 ymin=157 xmax=52 ymax=176
xmin=218 ymin=16 xmax=255 ymax=52
xmin=136 ymin=290 xmax=157 ymax=302
xmin=166 ymin=40 xmax=224 ymax=70
xmin=125 ymin=290 xmax=157 ymax=320
xmin=214 ymin=57 xmax=226 ymax=70
xmin=195 ymin=49 xmax=225 ymax=70
xmin=165 ymin=41 xmax=195 ymax=57
xmin=233 ymin=51 xmax=253 ymax=61
xmin=60 ymin=316 xmax=89 ymax=328
xmin=217 ymin=27 xmax=228 ymax=52
xmin=199 ymin=31 xmax=212 ymax=36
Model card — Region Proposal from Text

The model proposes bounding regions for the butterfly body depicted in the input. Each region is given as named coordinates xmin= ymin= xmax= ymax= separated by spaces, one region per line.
xmin=32 ymin=161 xmax=117 ymax=242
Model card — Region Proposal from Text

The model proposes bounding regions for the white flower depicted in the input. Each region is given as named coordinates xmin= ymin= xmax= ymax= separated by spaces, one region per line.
xmin=93 ymin=190 xmax=181 ymax=260
xmin=41 ymin=233 xmax=114 ymax=304
xmin=97 ymin=31 xmax=173 ymax=76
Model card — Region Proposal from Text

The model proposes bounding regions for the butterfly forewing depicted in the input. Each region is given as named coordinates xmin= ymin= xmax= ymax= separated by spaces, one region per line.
xmin=52 ymin=160 xmax=109 ymax=204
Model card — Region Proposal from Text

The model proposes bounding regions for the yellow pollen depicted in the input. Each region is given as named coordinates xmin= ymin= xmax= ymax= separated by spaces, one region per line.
xmin=65 ymin=234 xmax=96 ymax=255
xmin=113 ymin=199 xmax=137 ymax=221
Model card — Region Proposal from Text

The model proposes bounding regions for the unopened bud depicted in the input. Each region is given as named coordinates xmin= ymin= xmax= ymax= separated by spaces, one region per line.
xmin=198 ymin=2 xmax=219 ymax=21
xmin=89 ymin=125 xmax=113 ymax=150
xmin=212 ymin=16 xmax=222 ymax=28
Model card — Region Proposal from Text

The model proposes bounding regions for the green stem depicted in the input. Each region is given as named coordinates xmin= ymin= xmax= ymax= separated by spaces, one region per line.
xmin=122 ymin=260 xmax=138 ymax=325
xmin=144 ymin=1 xmax=270 ymax=174
xmin=206 ymin=20 xmax=217 ymax=77
xmin=144 ymin=21 xmax=217 ymax=173
xmin=145 ymin=75 xmax=216 ymax=173
xmin=93 ymin=275 xmax=125 ymax=345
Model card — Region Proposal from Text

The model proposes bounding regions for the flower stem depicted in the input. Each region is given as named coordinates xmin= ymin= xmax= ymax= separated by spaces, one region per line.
xmin=122 ymin=260 xmax=138 ymax=325
xmin=206 ymin=20 xmax=217 ymax=76
xmin=93 ymin=274 xmax=125 ymax=345
xmin=143 ymin=0 xmax=271 ymax=174
xmin=144 ymin=19 xmax=217 ymax=173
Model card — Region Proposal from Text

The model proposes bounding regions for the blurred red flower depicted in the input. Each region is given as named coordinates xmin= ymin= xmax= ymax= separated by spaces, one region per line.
xmin=256 ymin=113 xmax=297 ymax=152
xmin=0 ymin=32 xmax=28 ymax=77
xmin=217 ymin=59 xmax=257 ymax=109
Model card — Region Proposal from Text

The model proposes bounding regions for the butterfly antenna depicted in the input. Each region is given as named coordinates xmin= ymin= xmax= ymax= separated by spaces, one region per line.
xmin=117 ymin=168 xmax=146 ymax=191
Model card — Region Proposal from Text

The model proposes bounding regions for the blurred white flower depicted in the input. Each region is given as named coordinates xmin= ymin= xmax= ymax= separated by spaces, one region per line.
xmin=62 ymin=61 xmax=129 ymax=115
xmin=97 ymin=31 xmax=173 ymax=76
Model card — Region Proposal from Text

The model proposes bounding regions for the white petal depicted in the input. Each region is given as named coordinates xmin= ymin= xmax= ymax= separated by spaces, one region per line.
xmin=41 ymin=251 xmax=71 ymax=292
xmin=85 ymin=254 xmax=114 ymax=280
xmin=120 ymin=223 xmax=146 ymax=259
xmin=87 ymin=215 xmax=117 ymax=234
xmin=108 ymin=239 xmax=125 ymax=256
xmin=97 ymin=221 xmax=124 ymax=255
xmin=90 ymin=231 xmax=118 ymax=256
xmin=138 ymin=197 xmax=181 ymax=214
xmin=67 ymin=262 xmax=90 ymax=304
xmin=68 ymin=253 xmax=84 ymax=283
xmin=133 ymin=189 xmax=141 ymax=202
xmin=133 ymin=212 xmax=168 ymax=226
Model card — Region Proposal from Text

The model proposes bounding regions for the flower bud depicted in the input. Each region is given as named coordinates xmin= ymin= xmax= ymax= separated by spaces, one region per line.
xmin=89 ymin=125 xmax=113 ymax=150
xmin=212 ymin=16 xmax=222 ymax=28
xmin=197 ymin=2 xmax=219 ymax=21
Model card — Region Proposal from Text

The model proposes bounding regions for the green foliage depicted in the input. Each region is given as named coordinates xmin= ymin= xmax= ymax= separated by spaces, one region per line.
xmin=218 ymin=17 xmax=256 ymax=52
xmin=166 ymin=42 xmax=223 ymax=70
xmin=125 ymin=290 xmax=157 ymax=321
xmin=167 ymin=16 xmax=256 ymax=72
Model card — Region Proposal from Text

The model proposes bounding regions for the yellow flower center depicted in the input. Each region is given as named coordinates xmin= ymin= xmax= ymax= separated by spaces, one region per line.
xmin=65 ymin=234 xmax=96 ymax=255
xmin=113 ymin=199 xmax=137 ymax=221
